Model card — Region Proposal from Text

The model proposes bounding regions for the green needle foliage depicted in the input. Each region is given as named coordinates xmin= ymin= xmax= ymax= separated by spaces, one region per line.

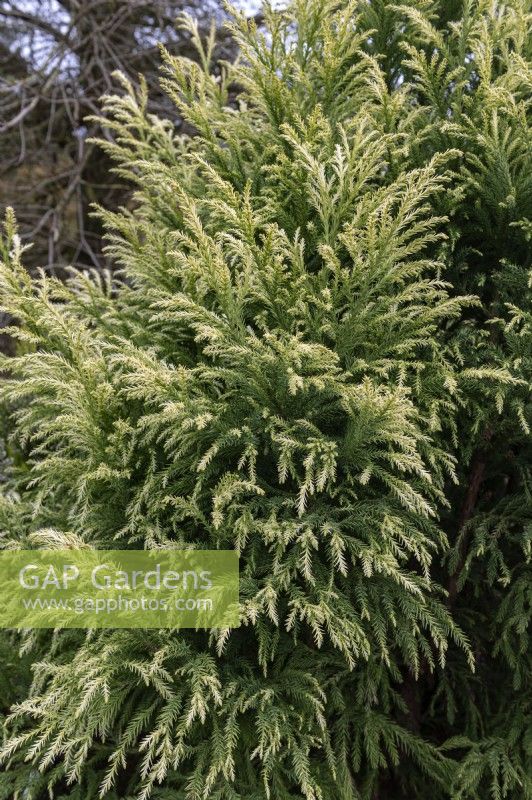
xmin=0 ymin=1 xmax=530 ymax=798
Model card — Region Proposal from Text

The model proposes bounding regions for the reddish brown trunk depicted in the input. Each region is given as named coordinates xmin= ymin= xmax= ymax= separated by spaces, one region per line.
xmin=448 ymin=427 xmax=494 ymax=605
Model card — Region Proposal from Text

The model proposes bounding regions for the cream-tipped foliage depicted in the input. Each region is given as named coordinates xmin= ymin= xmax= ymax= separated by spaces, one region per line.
xmin=0 ymin=1 xmax=530 ymax=799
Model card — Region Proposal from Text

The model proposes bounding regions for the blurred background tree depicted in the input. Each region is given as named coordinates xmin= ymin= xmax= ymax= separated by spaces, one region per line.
xmin=0 ymin=0 xmax=241 ymax=276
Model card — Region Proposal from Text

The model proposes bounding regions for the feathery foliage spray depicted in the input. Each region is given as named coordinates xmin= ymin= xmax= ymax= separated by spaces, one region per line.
xmin=0 ymin=1 xmax=530 ymax=798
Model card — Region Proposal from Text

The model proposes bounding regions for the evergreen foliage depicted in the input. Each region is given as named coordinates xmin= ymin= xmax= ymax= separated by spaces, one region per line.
xmin=0 ymin=1 xmax=530 ymax=798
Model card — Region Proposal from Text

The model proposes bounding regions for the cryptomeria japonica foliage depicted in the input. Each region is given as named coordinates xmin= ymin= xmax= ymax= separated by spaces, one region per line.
xmin=0 ymin=1 xmax=530 ymax=798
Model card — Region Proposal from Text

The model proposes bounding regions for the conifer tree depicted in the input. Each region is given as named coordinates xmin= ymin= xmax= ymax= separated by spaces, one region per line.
xmin=0 ymin=1 xmax=530 ymax=798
